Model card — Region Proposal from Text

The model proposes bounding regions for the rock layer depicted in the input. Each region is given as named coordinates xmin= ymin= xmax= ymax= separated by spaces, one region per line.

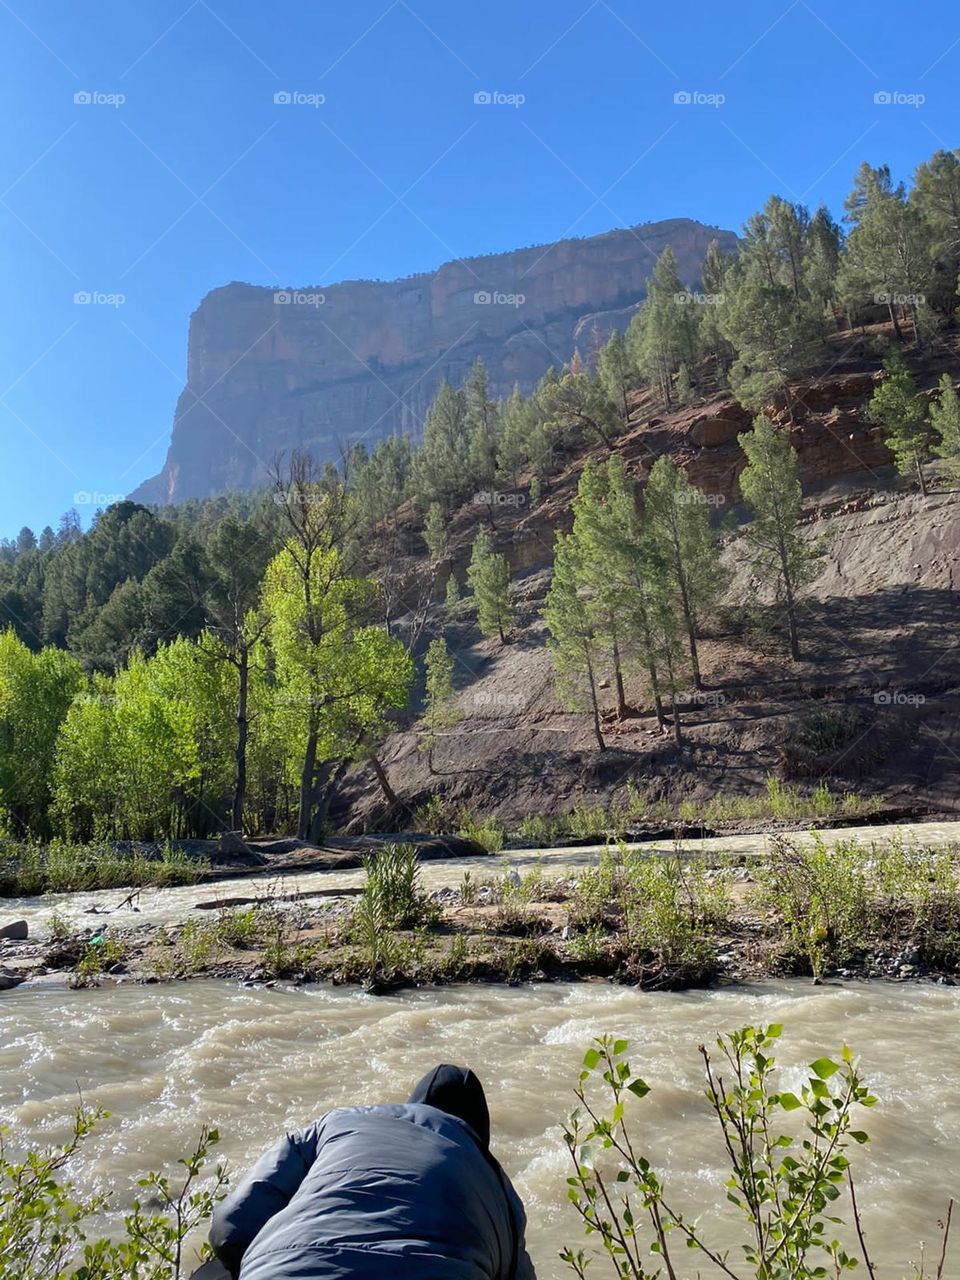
xmin=133 ymin=218 xmax=736 ymax=504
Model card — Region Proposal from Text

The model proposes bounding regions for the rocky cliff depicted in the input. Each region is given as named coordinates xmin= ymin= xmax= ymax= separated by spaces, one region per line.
xmin=132 ymin=218 xmax=737 ymax=503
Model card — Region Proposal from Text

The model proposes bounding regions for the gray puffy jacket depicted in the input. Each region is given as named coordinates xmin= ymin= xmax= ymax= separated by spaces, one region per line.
xmin=210 ymin=1103 xmax=536 ymax=1279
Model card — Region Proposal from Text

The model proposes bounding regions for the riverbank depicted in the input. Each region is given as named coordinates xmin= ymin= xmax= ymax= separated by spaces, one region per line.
xmin=3 ymin=828 xmax=958 ymax=995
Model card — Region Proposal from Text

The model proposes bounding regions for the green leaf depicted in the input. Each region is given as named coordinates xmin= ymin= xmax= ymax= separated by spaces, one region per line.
xmin=626 ymin=1079 xmax=650 ymax=1099
xmin=779 ymin=1092 xmax=803 ymax=1111
xmin=810 ymin=1057 xmax=840 ymax=1080
xmin=582 ymin=1048 xmax=602 ymax=1071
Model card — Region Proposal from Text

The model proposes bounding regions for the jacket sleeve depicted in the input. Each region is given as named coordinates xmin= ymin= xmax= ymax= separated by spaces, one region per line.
xmin=501 ymin=1170 xmax=537 ymax=1280
xmin=209 ymin=1122 xmax=322 ymax=1279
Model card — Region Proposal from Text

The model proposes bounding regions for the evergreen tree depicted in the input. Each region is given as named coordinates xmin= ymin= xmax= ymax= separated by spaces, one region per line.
xmin=15 ymin=527 xmax=37 ymax=555
xmin=737 ymin=416 xmax=823 ymax=661
xmin=467 ymin=529 xmax=512 ymax=644
xmin=464 ymin=358 xmax=499 ymax=492
xmin=839 ymin=162 xmax=932 ymax=344
xmin=542 ymin=532 xmax=606 ymax=751
xmin=421 ymin=635 xmax=458 ymax=754
xmin=931 ymin=373 xmax=960 ymax=482
xmin=867 ymin=351 xmax=935 ymax=494
xmin=720 ymin=269 xmax=822 ymax=415
xmin=628 ymin=247 xmax=700 ymax=407
xmin=444 ymin=570 xmax=461 ymax=613
xmin=911 ymin=148 xmax=960 ymax=316
xmin=643 ymin=457 xmax=724 ymax=690
xmin=596 ymin=329 xmax=634 ymax=423
xmin=423 ymin=502 xmax=448 ymax=564
xmin=541 ymin=371 xmax=620 ymax=451
xmin=38 ymin=527 xmax=55 ymax=553
xmin=413 ymin=380 xmax=468 ymax=512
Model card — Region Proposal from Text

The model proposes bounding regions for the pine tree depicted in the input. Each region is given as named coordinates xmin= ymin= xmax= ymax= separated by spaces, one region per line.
xmin=467 ymin=530 xmax=512 ymax=644
xmin=464 ymin=358 xmax=499 ymax=493
xmin=413 ymin=381 xmax=468 ymax=512
xmin=423 ymin=502 xmax=448 ymax=563
xmin=867 ymin=351 xmax=935 ymax=495
xmin=737 ymin=416 xmax=823 ymax=661
xmin=444 ymin=570 xmax=461 ymax=613
xmin=420 ymin=636 xmax=458 ymax=755
xmin=931 ymin=373 xmax=960 ymax=482
xmin=720 ymin=270 xmax=822 ymax=415
xmin=628 ymin=247 xmax=700 ymax=407
xmin=542 ymin=532 xmax=606 ymax=751
xmin=643 ymin=457 xmax=724 ymax=690
xmin=596 ymin=329 xmax=634 ymax=423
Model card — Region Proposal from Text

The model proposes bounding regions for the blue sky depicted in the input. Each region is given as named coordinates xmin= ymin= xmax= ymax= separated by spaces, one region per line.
xmin=1 ymin=0 xmax=957 ymax=537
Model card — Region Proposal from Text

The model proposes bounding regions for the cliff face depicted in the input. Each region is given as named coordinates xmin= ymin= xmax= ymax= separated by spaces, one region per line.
xmin=132 ymin=218 xmax=737 ymax=503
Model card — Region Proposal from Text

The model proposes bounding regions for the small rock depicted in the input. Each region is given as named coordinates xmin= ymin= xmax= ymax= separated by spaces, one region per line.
xmin=0 ymin=973 xmax=24 ymax=990
xmin=0 ymin=921 xmax=28 ymax=941
xmin=899 ymin=965 xmax=918 ymax=978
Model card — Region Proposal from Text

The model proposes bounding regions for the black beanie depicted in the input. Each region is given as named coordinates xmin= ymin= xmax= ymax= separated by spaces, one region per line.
xmin=408 ymin=1064 xmax=491 ymax=1148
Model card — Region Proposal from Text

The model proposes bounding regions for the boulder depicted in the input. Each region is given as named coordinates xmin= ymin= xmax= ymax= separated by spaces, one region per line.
xmin=687 ymin=401 xmax=751 ymax=447
xmin=214 ymin=832 xmax=268 ymax=867
xmin=0 ymin=920 xmax=28 ymax=941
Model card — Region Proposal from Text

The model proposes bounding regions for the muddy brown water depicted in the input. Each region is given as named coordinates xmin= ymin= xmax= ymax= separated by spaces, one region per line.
xmin=2 ymin=979 xmax=958 ymax=1277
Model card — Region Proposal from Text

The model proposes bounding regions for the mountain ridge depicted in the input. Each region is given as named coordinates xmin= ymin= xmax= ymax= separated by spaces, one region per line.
xmin=132 ymin=217 xmax=737 ymax=504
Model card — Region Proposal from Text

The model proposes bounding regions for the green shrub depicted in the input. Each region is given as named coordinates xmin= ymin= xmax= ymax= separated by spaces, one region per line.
xmin=562 ymin=1026 xmax=953 ymax=1280
xmin=0 ymin=1106 xmax=226 ymax=1279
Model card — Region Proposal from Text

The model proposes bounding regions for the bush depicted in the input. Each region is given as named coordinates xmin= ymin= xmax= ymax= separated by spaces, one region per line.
xmin=562 ymin=1026 xmax=954 ymax=1280
xmin=0 ymin=1106 xmax=226 ymax=1279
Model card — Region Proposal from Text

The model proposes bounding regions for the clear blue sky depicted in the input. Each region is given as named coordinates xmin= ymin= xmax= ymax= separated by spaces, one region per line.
xmin=1 ymin=0 xmax=956 ymax=537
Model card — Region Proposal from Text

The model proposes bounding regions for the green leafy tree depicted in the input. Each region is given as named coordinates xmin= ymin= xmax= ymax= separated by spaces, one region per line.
xmin=643 ymin=457 xmax=724 ymax=690
xmin=931 ymin=373 xmax=960 ymax=482
xmin=738 ymin=415 xmax=823 ymax=661
xmin=867 ymin=351 xmax=935 ymax=494
xmin=0 ymin=629 xmax=83 ymax=835
xmin=467 ymin=530 xmax=513 ymax=644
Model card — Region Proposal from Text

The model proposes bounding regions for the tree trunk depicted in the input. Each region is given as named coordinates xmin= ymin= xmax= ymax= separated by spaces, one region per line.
xmin=676 ymin=573 xmax=702 ymax=690
xmin=371 ymin=753 xmax=400 ymax=809
xmin=779 ymin=538 xmax=801 ymax=661
xmin=916 ymin=454 xmax=928 ymax=496
xmin=297 ymin=721 xmax=319 ymax=840
xmin=232 ymin=646 xmax=249 ymax=833
xmin=888 ymin=301 xmax=904 ymax=343
xmin=670 ymin=689 xmax=683 ymax=748
xmin=611 ymin=632 xmax=628 ymax=718
xmin=309 ymin=758 xmax=350 ymax=841
xmin=585 ymin=653 xmax=606 ymax=751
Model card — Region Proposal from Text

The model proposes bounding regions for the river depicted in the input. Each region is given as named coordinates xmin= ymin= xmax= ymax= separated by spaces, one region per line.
xmin=2 ymin=979 xmax=958 ymax=1277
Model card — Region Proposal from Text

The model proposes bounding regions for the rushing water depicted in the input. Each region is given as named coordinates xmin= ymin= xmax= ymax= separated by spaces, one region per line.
xmin=2 ymin=979 xmax=958 ymax=1278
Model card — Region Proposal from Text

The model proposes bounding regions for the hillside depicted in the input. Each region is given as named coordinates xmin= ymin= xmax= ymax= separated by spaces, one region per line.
xmin=131 ymin=218 xmax=736 ymax=504
xmin=337 ymin=327 xmax=960 ymax=828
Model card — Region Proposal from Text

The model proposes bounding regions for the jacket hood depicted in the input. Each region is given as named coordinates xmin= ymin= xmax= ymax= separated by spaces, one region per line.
xmin=408 ymin=1064 xmax=490 ymax=1149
